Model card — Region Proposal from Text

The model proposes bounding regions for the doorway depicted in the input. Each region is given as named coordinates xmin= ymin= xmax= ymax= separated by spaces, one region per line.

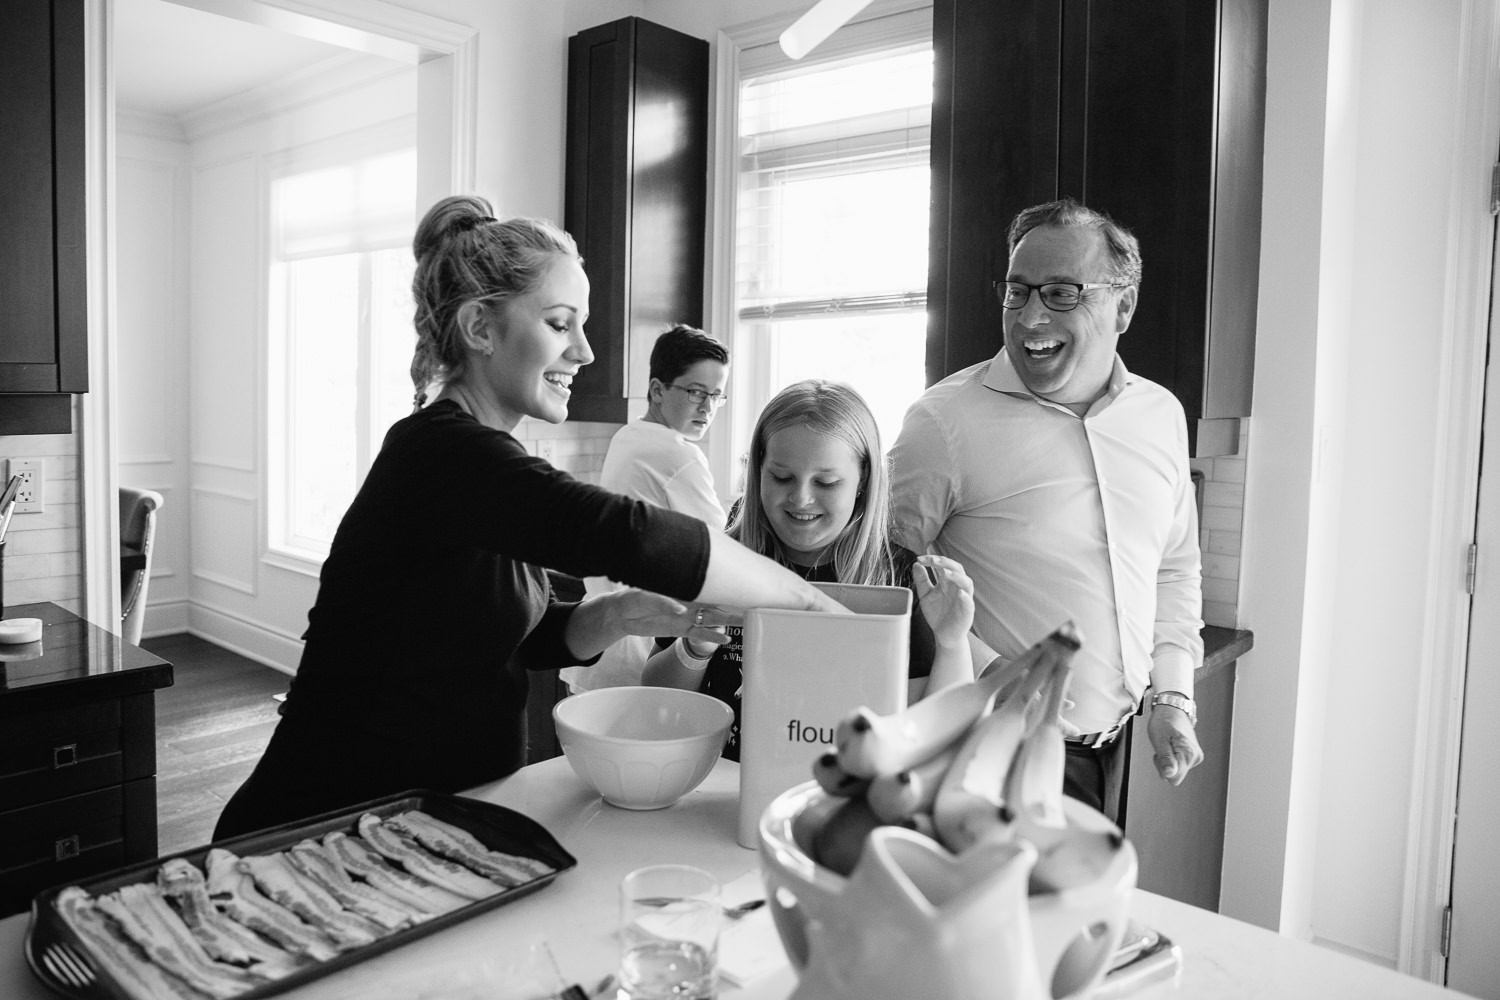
xmin=97 ymin=0 xmax=475 ymax=656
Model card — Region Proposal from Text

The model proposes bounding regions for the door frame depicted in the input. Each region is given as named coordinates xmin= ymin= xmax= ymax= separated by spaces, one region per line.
xmin=79 ymin=0 xmax=477 ymax=629
xmin=1397 ymin=0 xmax=1500 ymax=982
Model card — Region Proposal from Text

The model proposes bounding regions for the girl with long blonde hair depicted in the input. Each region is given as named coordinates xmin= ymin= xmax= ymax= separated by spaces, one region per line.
xmin=644 ymin=379 xmax=977 ymax=760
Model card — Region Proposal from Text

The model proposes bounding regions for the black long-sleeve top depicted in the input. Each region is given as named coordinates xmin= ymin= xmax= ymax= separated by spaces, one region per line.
xmin=215 ymin=401 xmax=709 ymax=836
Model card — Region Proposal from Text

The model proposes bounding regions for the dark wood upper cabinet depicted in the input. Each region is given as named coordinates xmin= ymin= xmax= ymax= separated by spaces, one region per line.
xmin=564 ymin=17 xmax=710 ymax=424
xmin=0 ymin=0 xmax=88 ymax=411
xmin=929 ymin=0 xmax=1267 ymax=455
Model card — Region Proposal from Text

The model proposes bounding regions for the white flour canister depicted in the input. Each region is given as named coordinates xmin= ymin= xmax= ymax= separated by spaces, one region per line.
xmin=736 ymin=582 xmax=911 ymax=848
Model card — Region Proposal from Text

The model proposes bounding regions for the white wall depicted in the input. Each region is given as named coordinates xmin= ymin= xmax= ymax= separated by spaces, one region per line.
xmin=1227 ymin=0 xmax=1474 ymax=975
xmin=1312 ymin=0 xmax=1463 ymax=964
xmin=116 ymin=114 xmax=192 ymax=633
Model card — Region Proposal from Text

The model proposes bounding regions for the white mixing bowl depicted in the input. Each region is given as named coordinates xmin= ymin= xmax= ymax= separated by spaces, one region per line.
xmin=552 ymin=686 xmax=733 ymax=810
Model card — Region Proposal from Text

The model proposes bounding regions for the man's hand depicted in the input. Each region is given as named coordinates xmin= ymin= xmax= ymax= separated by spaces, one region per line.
xmin=1146 ymin=704 xmax=1203 ymax=784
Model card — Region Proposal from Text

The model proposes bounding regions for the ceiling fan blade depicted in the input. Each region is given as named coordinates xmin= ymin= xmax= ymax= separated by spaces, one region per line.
xmin=779 ymin=0 xmax=877 ymax=60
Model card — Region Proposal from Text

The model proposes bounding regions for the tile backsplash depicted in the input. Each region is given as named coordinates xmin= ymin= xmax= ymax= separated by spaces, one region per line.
xmin=0 ymin=430 xmax=83 ymax=615
xmin=514 ymin=418 xmax=619 ymax=485
xmin=1192 ymin=423 xmax=1248 ymax=629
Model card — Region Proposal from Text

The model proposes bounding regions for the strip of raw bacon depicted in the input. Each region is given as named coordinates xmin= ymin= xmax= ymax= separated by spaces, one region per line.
xmin=205 ymin=849 xmax=339 ymax=962
xmin=383 ymin=810 xmax=553 ymax=886
xmin=356 ymin=813 xmax=503 ymax=901
xmin=95 ymin=885 xmax=253 ymax=999
xmin=322 ymin=831 xmax=469 ymax=915
xmin=285 ymin=839 xmax=418 ymax=930
xmin=236 ymin=853 xmax=385 ymax=949
xmin=157 ymin=858 xmax=304 ymax=977
xmin=55 ymin=887 xmax=207 ymax=1000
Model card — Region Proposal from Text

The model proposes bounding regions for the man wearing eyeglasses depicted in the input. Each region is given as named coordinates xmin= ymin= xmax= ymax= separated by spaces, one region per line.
xmin=561 ymin=324 xmax=731 ymax=694
xmin=889 ymin=198 xmax=1204 ymax=820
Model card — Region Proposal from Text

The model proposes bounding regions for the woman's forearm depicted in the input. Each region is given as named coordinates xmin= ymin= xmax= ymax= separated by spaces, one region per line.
xmin=561 ymin=596 xmax=625 ymax=660
xmin=563 ymin=533 xmax=843 ymax=660
xmin=696 ymin=531 xmax=840 ymax=611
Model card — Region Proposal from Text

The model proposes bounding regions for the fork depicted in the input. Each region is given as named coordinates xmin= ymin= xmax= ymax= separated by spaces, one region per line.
xmin=41 ymin=943 xmax=95 ymax=990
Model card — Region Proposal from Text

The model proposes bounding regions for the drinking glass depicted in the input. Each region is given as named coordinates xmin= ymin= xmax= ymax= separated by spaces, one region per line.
xmin=619 ymin=864 xmax=721 ymax=1000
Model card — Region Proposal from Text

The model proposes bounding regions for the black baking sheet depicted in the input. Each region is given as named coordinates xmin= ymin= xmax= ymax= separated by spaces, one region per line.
xmin=24 ymin=789 xmax=577 ymax=1000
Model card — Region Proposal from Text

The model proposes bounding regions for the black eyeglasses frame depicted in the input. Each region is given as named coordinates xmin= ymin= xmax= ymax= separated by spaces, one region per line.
xmin=992 ymin=279 xmax=1129 ymax=313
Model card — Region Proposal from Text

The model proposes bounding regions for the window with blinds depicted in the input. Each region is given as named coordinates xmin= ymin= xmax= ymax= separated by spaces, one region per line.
xmin=266 ymin=127 xmax=416 ymax=561
xmin=727 ymin=14 xmax=932 ymax=479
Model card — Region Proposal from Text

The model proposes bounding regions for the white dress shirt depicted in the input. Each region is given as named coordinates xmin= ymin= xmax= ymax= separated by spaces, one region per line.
xmin=561 ymin=419 xmax=726 ymax=693
xmin=889 ymin=348 xmax=1203 ymax=734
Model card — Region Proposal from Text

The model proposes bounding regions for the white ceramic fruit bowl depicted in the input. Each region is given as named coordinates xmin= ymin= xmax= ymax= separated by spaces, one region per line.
xmin=552 ymin=686 xmax=733 ymax=810
xmin=758 ymin=780 xmax=1138 ymax=1000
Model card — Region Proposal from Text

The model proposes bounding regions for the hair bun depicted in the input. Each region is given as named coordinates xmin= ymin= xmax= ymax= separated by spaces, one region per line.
xmin=414 ymin=194 xmax=497 ymax=259
xmin=452 ymin=214 xmax=497 ymax=234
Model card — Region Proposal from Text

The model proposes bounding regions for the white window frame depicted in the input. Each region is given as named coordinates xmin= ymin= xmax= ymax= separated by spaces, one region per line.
xmin=709 ymin=1 xmax=934 ymax=499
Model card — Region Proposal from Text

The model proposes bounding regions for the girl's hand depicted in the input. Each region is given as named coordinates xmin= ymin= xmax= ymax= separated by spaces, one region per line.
xmin=913 ymin=554 xmax=975 ymax=648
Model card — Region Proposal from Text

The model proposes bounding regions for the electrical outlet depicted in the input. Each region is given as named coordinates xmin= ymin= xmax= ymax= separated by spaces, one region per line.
xmin=536 ymin=440 xmax=557 ymax=463
xmin=7 ymin=458 xmax=43 ymax=513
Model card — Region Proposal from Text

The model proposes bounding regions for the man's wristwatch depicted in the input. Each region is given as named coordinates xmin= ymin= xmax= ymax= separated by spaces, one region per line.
xmin=1151 ymin=690 xmax=1198 ymax=727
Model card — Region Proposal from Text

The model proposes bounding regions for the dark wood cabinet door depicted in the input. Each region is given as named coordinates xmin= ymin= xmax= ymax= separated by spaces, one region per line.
xmin=565 ymin=18 xmax=634 ymax=419
xmin=0 ymin=0 xmax=88 ymax=399
xmin=564 ymin=17 xmax=708 ymax=424
xmin=1079 ymin=2 xmax=1219 ymax=421
xmin=928 ymin=0 xmax=1064 ymax=384
xmin=928 ymin=0 xmax=1265 ymax=451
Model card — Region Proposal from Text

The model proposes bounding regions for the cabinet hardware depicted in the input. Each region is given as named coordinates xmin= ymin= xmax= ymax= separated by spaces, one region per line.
xmin=52 ymin=743 xmax=78 ymax=768
xmin=54 ymin=835 xmax=80 ymax=862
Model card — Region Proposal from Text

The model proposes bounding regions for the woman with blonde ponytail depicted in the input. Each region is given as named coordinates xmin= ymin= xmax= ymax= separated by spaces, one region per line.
xmin=216 ymin=195 xmax=842 ymax=838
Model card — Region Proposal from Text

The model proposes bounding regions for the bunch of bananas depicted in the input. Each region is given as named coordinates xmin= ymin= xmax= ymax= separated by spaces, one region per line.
xmin=798 ymin=622 xmax=1122 ymax=890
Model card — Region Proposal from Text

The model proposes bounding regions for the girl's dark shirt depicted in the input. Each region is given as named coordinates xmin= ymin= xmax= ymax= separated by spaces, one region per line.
xmin=675 ymin=548 xmax=936 ymax=761
xmin=255 ymin=401 xmax=710 ymax=801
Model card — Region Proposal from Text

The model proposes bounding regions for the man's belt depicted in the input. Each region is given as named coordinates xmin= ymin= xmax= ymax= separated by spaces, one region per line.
xmin=1062 ymin=715 xmax=1131 ymax=749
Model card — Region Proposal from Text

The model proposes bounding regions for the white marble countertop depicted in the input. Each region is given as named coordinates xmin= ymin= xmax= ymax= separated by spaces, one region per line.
xmin=0 ymin=756 xmax=1464 ymax=1000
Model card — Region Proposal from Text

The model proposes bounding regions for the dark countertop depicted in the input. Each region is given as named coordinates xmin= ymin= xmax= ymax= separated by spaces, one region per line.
xmin=1200 ymin=625 xmax=1254 ymax=681
xmin=0 ymin=601 xmax=173 ymax=703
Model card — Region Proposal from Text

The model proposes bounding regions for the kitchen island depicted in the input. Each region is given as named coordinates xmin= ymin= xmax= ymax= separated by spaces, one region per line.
xmin=0 ymin=754 xmax=1463 ymax=1000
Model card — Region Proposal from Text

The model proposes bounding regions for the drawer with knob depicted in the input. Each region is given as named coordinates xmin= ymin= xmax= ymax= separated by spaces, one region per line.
xmin=0 ymin=779 xmax=157 ymax=917
xmin=0 ymin=694 xmax=155 ymax=811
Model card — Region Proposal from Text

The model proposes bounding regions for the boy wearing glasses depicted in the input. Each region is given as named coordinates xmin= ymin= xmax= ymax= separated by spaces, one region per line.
xmin=562 ymin=324 xmax=730 ymax=693
xmin=889 ymin=198 xmax=1204 ymax=820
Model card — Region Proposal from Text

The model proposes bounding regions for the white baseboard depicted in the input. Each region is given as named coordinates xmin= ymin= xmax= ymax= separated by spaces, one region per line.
xmin=184 ymin=602 xmax=301 ymax=676
xmin=141 ymin=599 xmax=191 ymax=637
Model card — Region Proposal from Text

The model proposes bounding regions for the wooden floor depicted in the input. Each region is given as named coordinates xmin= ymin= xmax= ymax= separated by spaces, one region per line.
xmin=142 ymin=633 xmax=289 ymax=855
